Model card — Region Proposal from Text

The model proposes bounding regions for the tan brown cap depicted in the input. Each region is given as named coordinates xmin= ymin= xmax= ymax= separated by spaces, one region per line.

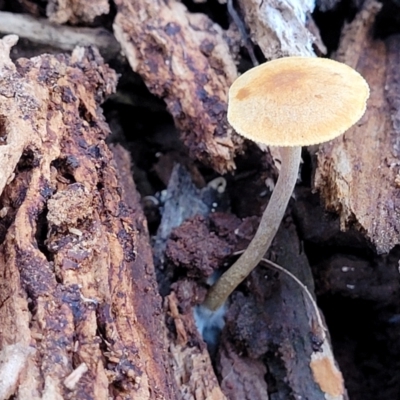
xmin=228 ymin=57 xmax=370 ymax=147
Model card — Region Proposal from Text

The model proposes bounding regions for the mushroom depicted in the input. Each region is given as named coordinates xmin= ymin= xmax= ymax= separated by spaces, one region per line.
xmin=203 ymin=56 xmax=369 ymax=311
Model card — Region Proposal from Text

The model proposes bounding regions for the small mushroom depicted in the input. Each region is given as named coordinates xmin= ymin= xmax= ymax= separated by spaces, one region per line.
xmin=203 ymin=56 xmax=369 ymax=311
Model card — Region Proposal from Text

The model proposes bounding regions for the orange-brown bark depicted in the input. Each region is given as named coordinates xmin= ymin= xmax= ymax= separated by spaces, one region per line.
xmin=113 ymin=0 xmax=241 ymax=173
xmin=0 ymin=37 xmax=176 ymax=399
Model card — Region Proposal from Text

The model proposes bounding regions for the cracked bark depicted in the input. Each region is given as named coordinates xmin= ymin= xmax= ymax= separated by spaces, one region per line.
xmin=0 ymin=37 xmax=177 ymax=400
xmin=113 ymin=0 xmax=241 ymax=174
xmin=315 ymin=0 xmax=400 ymax=253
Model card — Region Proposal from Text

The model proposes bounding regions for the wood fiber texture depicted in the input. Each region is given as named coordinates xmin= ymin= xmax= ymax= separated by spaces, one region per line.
xmin=236 ymin=0 xmax=316 ymax=58
xmin=315 ymin=0 xmax=400 ymax=253
xmin=113 ymin=0 xmax=241 ymax=173
xmin=166 ymin=291 xmax=227 ymax=400
xmin=0 ymin=38 xmax=176 ymax=399
xmin=0 ymin=11 xmax=120 ymax=61
xmin=46 ymin=0 xmax=109 ymax=24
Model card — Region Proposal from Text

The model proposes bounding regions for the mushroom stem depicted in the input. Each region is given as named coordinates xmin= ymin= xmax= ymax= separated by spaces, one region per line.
xmin=203 ymin=146 xmax=302 ymax=311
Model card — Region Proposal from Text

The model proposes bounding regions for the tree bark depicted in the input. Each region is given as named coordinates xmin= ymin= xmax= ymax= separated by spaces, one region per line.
xmin=0 ymin=38 xmax=177 ymax=399
xmin=315 ymin=0 xmax=400 ymax=254
xmin=113 ymin=0 xmax=241 ymax=174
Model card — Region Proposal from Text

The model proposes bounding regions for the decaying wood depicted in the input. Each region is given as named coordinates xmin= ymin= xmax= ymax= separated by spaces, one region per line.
xmin=46 ymin=0 xmax=109 ymax=25
xmin=166 ymin=292 xmax=226 ymax=400
xmin=153 ymin=164 xmax=223 ymax=267
xmin=152 ymin=168 xmax=229 ymax=399
xmin=236 ymin=0 xmax=316 ymax=58
xmin=0 ymin=38 xmax=177 ymax=399
xmin=218 ymin=340 xmax=268 ymax=400
xmin=113 ymin=0 xmax=241 ymax=174
xmin=0 ymin=11 xmax=120 ymax=61
xmin=0 ymin=35 xmax=32 ymax=197
xmin=109 ymin=144 xmax=179 ymax=399
xmin=315 ymin=0 xmax=400 ymax=254
xmin=218 ymin=219 xmax=346 ymax=400
xmin=154 ymin=165 xmax=208 ymax=266
xmin=162 ymin=178 xmax=345 ymax=400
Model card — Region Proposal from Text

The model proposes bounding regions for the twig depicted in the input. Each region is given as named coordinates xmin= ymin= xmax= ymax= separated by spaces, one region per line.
xmin=0 ymin=11 xmax=120 ymax=61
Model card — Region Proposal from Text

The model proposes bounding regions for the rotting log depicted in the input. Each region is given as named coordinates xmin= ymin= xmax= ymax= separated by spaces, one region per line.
xmin=0 ymin=37 xmax=177 ymax=399
xmin=163 ymin=199 xmax=346 ymax=399
xmin=315 ymin=0 xmax=400 ymax=254
xmin=113 ymin=0 xmax=241 ymax=174
xmin=172 ymin=215 xmax=347 ymax=399
xmin=153 ymin=164 xmax=223 ymax=267
xmin=217 ymin=218 xmax=346 ymax=400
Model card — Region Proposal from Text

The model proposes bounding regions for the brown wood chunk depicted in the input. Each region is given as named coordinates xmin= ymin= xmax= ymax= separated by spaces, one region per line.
xmin=0 ymin=39 xmax=177 ymax=399
xmin=315 ymin=1 xmax=400 ymax=253
xmin=113 ymin=0 xmax=241 ymax=173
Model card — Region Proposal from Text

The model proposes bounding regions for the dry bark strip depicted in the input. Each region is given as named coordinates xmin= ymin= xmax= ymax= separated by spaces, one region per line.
xmin=165 ymin=292 xmax=227 ymax=400
xmin=0 ymin=11 xmax=120 ymax=61
xmin=315 ymin=0 xmax=400 ymax=254
xmin=113 ymin=0 xmax=240 ymax=174
xmin=0 ymin=38 xmax=177 ymax=399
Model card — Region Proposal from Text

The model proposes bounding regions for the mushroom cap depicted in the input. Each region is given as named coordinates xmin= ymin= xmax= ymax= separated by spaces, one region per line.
xmin=228 ymin=57 xmax=370 ymax=147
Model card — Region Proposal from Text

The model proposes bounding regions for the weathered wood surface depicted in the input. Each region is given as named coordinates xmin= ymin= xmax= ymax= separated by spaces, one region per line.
xmin=0 ymin=35 xmax=32 ymax=197
xmin=152 ymin=166 xmax=229 ymax=399
xmin=0 ymin=0 xmax=387 ymax=398
xmin=315 ymin=0 xmax=400 ymax=254
xmin=46 ymin=0 xmax=109 ymax=25
xmin=153 ymin=164 xmax=226 ymax=267
xmin=218 ymin=219 xmax=345 ymax=400
xmin=165 ymin=291 xmax=227 ymax=400
xmin=0 ymin=38 xmax=176 ymax=399
xmin=0 ymin=11 xmax=120 ymax=61
xmin=113 ymin=0 xmax=241 ymax=174
xmin=163 ymin=188 xmax=345 ymax=400
xmin=153 ymin=165 xmax=209 ymax=267
xmin=236 ymin=0 xmax=316 ymax=58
